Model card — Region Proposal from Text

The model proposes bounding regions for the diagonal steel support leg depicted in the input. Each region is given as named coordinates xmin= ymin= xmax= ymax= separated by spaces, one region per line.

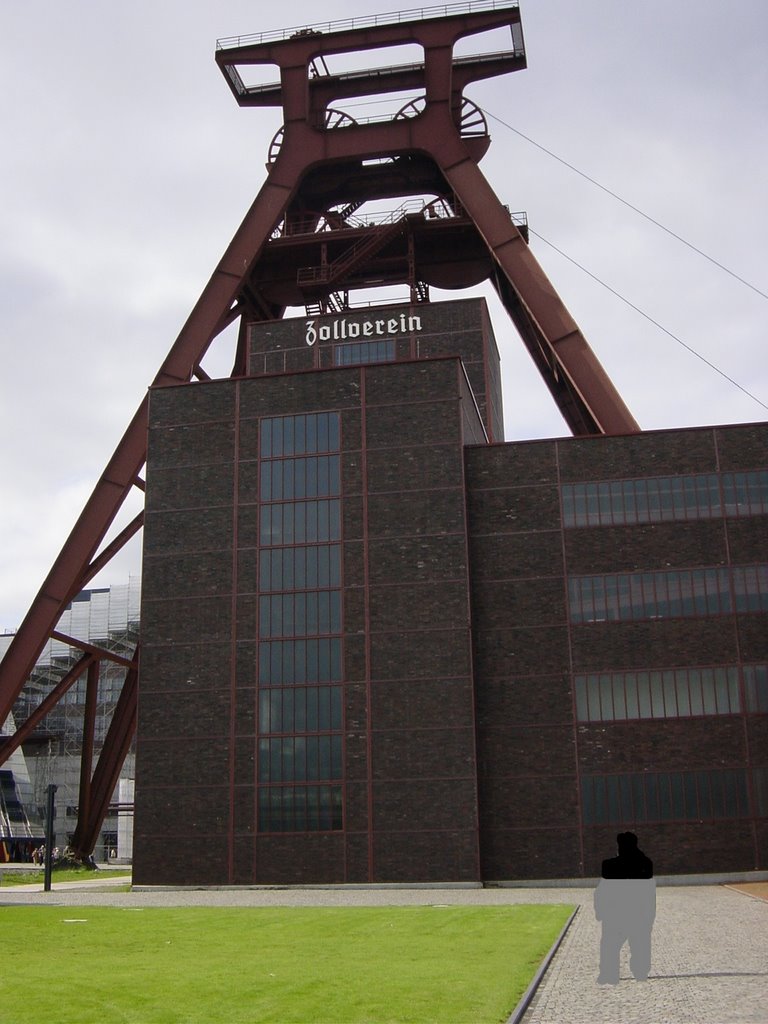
xmin=71 ymin=663 xmax=139 ymax=860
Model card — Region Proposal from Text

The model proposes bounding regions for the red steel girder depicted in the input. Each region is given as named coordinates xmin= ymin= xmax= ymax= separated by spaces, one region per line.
xmin=0 ymin=653 xmax=95 ymax=769
xmin=71 ymin=663 xmax=138 ymax=860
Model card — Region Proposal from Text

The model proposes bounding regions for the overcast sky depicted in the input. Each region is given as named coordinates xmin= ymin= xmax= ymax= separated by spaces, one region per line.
xmin=1 ymin=0 xmax=766 ymax=631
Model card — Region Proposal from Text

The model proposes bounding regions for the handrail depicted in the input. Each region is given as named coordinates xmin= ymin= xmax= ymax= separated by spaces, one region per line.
xmin=236 ymin=49 xmax=525 ymax=97
xmin=216 ymin=0 xmax=519 ymax=49
xmin=275 ymin=198 xmax=526 ymax=240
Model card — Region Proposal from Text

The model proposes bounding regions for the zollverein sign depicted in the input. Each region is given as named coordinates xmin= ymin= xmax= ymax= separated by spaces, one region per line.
xmin=305 ymin=313 xmax=424 ymax=347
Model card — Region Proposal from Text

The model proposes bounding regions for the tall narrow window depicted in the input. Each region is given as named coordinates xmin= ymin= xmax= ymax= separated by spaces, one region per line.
xmin=256 ymin=413 xmax=343 ymax=833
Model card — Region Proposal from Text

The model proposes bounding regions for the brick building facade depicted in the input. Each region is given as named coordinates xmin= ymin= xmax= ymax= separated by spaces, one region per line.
xmin=133 ymin=298 xmax=767 ymax=885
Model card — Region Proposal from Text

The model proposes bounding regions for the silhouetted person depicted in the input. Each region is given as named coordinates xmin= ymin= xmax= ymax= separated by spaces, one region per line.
xmin=601 ymin=831 xmax=653 ymax=880
xmin=594 ymin=832 xmax=655 ymax=984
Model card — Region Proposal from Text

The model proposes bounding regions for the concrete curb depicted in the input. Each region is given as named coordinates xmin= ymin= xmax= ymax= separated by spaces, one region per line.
xmin=506 ymin=905 xmax=580 ymax=1024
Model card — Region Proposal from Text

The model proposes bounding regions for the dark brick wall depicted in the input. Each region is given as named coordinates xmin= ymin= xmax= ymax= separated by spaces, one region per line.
xmin=466 ymin=423 xmax=768 ymax=880
xmin=136 ymin=354 xmax=485 ymax=886
xmin=359 ymin=357 xmax=482 ymax=882
xmin=135 ymin=329 xmax=767 ymax=885
xmin=248 ymin=298 xmax=504 ymax=440
xmin=465 ymin=440 xmax=579 ymax=878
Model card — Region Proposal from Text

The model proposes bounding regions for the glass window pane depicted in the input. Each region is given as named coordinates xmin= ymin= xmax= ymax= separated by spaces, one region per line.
xmin=650 ymin=673 xmax=665 ymax=717
xmin=752 ymin=768 xmax=768 ymax=816
xmin=294 ymin=738 xmax=306 ymax=781
xmin=330 ymin=591 xmax=341 ymax=633
xmin=319 ymin=736 xmax=331 ymax=779
xmin=306 ymin=786 xmax=320 ymax=829
xmin=331 ymin=688 xmax=342 ymax=729
xmin=259 ymin=691 xmax=273 ymax=733
xmin=592 ymin=777 xmax=607 ymax=825
xmin=714 ymin=668 xmax=731 ymax=714
xmin=294 ymin=641 xmax=307 ymax=684
xmin=270 ymin=643 xmax=282 ymax=684
xmin=292 ymin=502 xmax=304 ymax=544
xmin=630 ymin=775 xmax=646 ymax=822
xmin=606 ymin=776 xmax=620 ymax=824
xmin=281 ymin=641 xmax=294 ymax=685
xmin=599 ymin=675 xmax=613 ymax=720
xmin=258 ymin=738 xmax=270 ymax=780
xmin=260 ymin=419 xmax=273 ymax=458
xmin=306 ymin=736 xmax=319 ymax=780
xmin=328 ymin=414 xmax=340 ymax=451
xmin=587 ymin=675 xmax=601 ymax=720
xmin=709 ymin=771 xmax=725 ymax=817
xmin=669 ymin=774 xmax=685 ymax=818
xmin=575 ymin=678 xmax=589 ymax=721
xmin=727 ymin=668 xmax=741 ymax=713
xmin=317 ymin=414 xmax=329 ymax=453
xmin=643 ymin=774 xmax=659 ymax=821
xmin=624 ymin=674 xmax=639 ymax=720
xmin=318 ymin=687 xmax=331 ymax=731
xmin=618 ymin=774 xmax=633 ymax=821
xmin=637 ymin=674 xmax=652 ymax=718
xmin=294 ymin=688 xmax=307 ymax=731
xmin=306 ymin=690 xmax=319 ymax=731
xmin=688 ymin=671 xmax=703 ymax=715
xmin=283 ymin=416 xmax=294 ymax=456
xmin=294 ymin=416 xmax=306 ymax=455
xmin=683 ymin=773 xmax=699 ymax=819
xmin=657 ymin=774 xmax=672 ymax=819
xmin=581 ymin=777 xmax=595 ymax=825
xmin=305 ymin=414 xmax=317 ymax=453
xmin=662 ymin=671 xmax=677 ymax=717
xmin=259 ymin=596 xmax=271 ymax=638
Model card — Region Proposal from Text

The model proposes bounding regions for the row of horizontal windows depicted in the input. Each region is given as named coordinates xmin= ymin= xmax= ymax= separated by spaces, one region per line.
xmin=576 ymin=664 xmax=768 ymax=721
xmin=258 ymin=784 xmax=343 ymax=833
xmin=260 ymin=413 xmax=340 ymax=459
xmin=334 ymin=339 xmax=395 ymax=366
xmin=562 ymin=470 xmax=768 ymax=528
xmin=259 ymin=545 xmax=341 ymax=593
xmin=259 ymin=591 xmax=342 ymax=639
xmin=258 ymin=734 xmax=342 ymax=784
xmin=581 ymin=769 xmax=766 ymax=826
xmin=568 ymin=565 xmax=768 ymax=624
xmin=259 ymin=686 xmax=343 ymax=734
xmin=260 ymin=455 xmax=341 ymax=502
xmin=258 ymin=639 xmax=343 ymax=686
xmin=260 ymin=499 xmax=341 ymax=547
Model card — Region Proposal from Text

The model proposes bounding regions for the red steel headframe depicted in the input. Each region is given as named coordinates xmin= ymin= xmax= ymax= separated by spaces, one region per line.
xmin=0 ymin=2 xmax=639 ymax=857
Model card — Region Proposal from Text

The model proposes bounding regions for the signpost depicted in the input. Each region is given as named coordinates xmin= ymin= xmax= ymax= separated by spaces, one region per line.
xmin=43 ymin=783 xmax=57 ymax=892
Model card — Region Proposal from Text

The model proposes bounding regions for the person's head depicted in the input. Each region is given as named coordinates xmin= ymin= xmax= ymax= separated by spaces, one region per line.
xmin=616 ymin=831 xmax=639 ymax=854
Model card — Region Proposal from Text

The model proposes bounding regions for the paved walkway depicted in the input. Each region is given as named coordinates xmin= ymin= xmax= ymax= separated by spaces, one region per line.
xmin=520 ymin=885 xmax=767 ymax=1024
xmin=1 ymin=880 xmax=765 ymax=1022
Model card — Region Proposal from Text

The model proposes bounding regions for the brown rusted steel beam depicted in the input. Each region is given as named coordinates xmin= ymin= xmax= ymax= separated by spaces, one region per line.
xmin=50 ymin=632 xmax=136 ymax=669
xmin=433 ymin=144 xmax=639 ymax=434
xmin=71 ymin=663 xmax=138 ymax=859
xmin=0 ymin=653 xmax=95 ymax=769
xmin=81 ymin=511 xmax=145 ymax=591
xmin=216 ymin=5 xmax=524 ymax=107
xmin=75 ymin=660 xmax=100 ymax=847
xmin=0 ymin=170 xmax=300 ymax=729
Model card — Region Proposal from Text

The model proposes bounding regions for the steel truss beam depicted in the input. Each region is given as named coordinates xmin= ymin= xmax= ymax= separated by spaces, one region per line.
xmin=0 ymin=1 xmax=638 ymax=857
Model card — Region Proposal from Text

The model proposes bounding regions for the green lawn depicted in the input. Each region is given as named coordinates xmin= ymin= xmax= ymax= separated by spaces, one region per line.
xmin=0 ymin=904 xmax=572 ymax=1024
xmin=0 ymin=866 xmax=132 ymax=887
